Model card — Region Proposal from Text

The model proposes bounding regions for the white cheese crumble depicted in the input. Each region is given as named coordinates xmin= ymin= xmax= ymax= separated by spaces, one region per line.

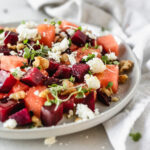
xmin=0 ymin=32 xmax=5 ymax=45
xmin=60 ymin=32 xmax=67 ymax=38
xmin=10 ymin=67 xmax=25 ymax=79
xmin=34 ymin=90 xmax=39 ymax=96
xmin=67 ymin=51 xmax=77 ymax=66
xmin=51 ymin=38 xmax=69 ymax=54
xmin=48 ymin=51 xmax=61 ymax=62
xmin=86 ymin=58 xmax=106 ymax=73
xmin=85 ymin=31 xmax=96 ymax=39
xmin=16 ymin=21 xmax=38 ymax=41
xmin=10 ymin=51 xmax=17 ymax=56
xmin=3 ymin=119 xmax=17 ymax=129
xmin=0 ymin=53 xmax=4 ymax=56
xmin=76 ymin=104 xmax=95 ymax=120
xmin=55 ymin=24 xmax=61 ymax=34
xmin=66 ymin=29 xmax=75 ymax=36
xmin=84 ymin=74 xmax=100 ymax=89
xmin=44 ymin=137 xmax=57 ymax=146
xmin=105 ymin=52 xmax=117 ymax=60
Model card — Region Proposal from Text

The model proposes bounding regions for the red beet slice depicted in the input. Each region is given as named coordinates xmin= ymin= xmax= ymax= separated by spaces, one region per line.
xmin=0 ymin=70 xmax=17 ymax=93
xmin=21 ymin=68 xmax=44 ymax=86
xmin=47 ymin=60 xmax=60 ymax=76
xmin=41 ymin=104 xmax=63 ymax=126
xmin=0 ymin=99 xmax=25 ymax=122
xmin=71 ymin=30 xmax=87 ymax=46
xmin=53 ymin=65 xmax=72 ymax=79
xmin=43 ymin=77 xmax=61 ymax=86
xmin=9 ymin=108 xmax=31 ymax=126
xmin=0 ymin=46 xmax=11 ymax=55
xmin=4 ymin=31 xmax=18 ymax=45
xmin=72 ymin=64 xmax=89 ymax=82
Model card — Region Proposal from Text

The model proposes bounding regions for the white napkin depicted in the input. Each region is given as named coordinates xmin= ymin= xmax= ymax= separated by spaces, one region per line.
xmin=27 ymin=0 xmax=150 ymax=149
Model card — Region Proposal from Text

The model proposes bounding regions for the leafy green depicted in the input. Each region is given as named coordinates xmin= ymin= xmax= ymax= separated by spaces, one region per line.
xmin=106 ymin=82 xmax=113 ymax=89
xmin=50 ymin=20 xmax=56 ymax=25
xmin=82 ymin=54 xmax=95 ymax=62
xmin=0 ymin=29 xmax=4 ymax=34
xmin=101 ymin=55 xmax=109 ymax=64
xmin=57 ymin=21 xmax=62 ymax=25
xmin=88 ymin=70 xmax=92 ymax=75
xmin=44 ymin=18 xmax=48 ymax=22
xmin=69 ymin=39 xmax=72 ymax=47
xmin=20 ymin=62 xmax=29 ymax=69
xmin=23 ymin=47 xmax=31 ymax=59
xmin=77 ymin=26 xmax=82 ymax=31
xmin=12 ymin=72 xmax=18 ymax=77
xmin=75 ymin=87 xmax=90 ymax=99
xmin=94 ymin=45 xmax=99 ymax=49
xmin=23 ymin=39 xmax=28 ymax=44
xmin=69 ymin=76 xmax=75 ymax=83
xmin=85 ymin=43 xmax=89 ymax=49
xmin=113 ymin=61 xmax=119 ymax=65
xmin=129 ymin=132 xmax=142 ymax=142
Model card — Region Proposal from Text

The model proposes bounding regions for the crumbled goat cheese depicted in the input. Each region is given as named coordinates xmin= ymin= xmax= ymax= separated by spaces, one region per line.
xmin=0 ymin=53 xmax=4 ymax=56
xmin=84 ymin=74 xmax=100 ymax=89
xmin=76 ymin=104 xmax=95 ymax=120
xmin=44 ymin=137 xmax=57 ymax=146
xmin=34 ymin=90 xmax=39 ymax=96
xmin=10 ymin=51 xmax=17 ymax=56
xmin=66 ymin=29 xmax=75 ymax=36
xmin=60 ymin=32 xmax=67 ymax=38
xmin=17 ymin=21 xmax=38 ymax=41
xmin=0 ymin=32 xmax=5 ymax=45
xmin=95 ymin=108 xmax=100 ymax=115
xmin=48 ymin=51 xmax=61 ymax=62
xmin=67 ymin=51 xmax=77 ymax=66
xmin=10 ymin=67 xmax=25 ymax=78
xmin=3 ymin=119 xmax=17 ymax=129
xmin=86 ymin=58 xmax=106 ymax=73
xmin=24 ymin=67 xmax=31 ymax=72
xmin=85 ymin=31 xmax=96 ymax=39
xmin=55 ymin=24 xmax=61 ymax=34
xmin=52 ymin=38 xmax=69 ymax=53
xmin=105 ymin=52 xmax=117 ymax=60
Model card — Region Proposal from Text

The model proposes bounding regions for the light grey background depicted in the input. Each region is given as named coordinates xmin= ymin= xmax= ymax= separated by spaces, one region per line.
xmin=0 ymin=0 xmax=140 ymax=150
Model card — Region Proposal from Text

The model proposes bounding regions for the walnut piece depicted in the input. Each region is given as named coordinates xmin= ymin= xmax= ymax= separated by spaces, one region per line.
xmin=7 ymin=43 xmax=17 ymax=50
xmin=17 ymin=43 xmax=25 ymax=51
xmin=39 ymin=89 xmax=50 ymax=99
xmin=32 ymin=115 xmax=42 ymax=127
xmin=119 ymin=74 xmax=128 ymax=84
xmin=60 ymin=53 xmax=70 ymax=65
xmin=33 ymin=56 xmax=49 ymax=70
xmin=112 ymin=97 xmax=119 ymax=102
xmin=4 ymin=27 xmax=16 ymax=32
xmin=101 ymin=87 xmax=113 ymax=97
xmin=119 ymin=60 xmax=133 ymax=74
xmin=61 ymin=79 xmax=76 ymax=95
xmin=9 ymin=91 xmax=26 ymax=100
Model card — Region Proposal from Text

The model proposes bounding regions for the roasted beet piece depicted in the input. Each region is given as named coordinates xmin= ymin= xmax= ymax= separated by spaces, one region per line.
xmin=0 ymin=70 xmax=17 ymax=93
xmin=9 ymin=108 xmax=31 ymax=126
xmin=0 ymin=99 xmax=25 ymax=122
xmin=0 ymin=46 xmax=10 ymax=55
xmin=47 ymin=60 xmax=60 ymax=76
xmin=53 ymin=65 xmax=72 ymax=79
xmin=43 ymin=77 xmax=61 ymax=86
xmin=4 ymin=31 xmax=18 ymax=45
xmin=97 ymin=90 xmax=111 ymax=106
xmin=86 ymin=36 xmax=96 ymax=47
xmin=21 ymin=68 xmax=44 ymax=86
xmin=72 ymin=64 xmax=89 ymax=82
xmin=41 ymin=104 xmax=63 ymax=126
xmin=71 ymin=30 xmax=87 ymax=47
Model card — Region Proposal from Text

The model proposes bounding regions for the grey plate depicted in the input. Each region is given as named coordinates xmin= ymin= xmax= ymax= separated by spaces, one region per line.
xmin=0 ymin=22 xmax=140 ymax=139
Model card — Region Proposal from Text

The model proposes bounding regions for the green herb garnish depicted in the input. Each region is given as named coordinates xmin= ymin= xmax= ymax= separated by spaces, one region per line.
xmin=57 ymin=21 xmax=62 ymax=25
xmin=44 ymin=18 xmax=48 ymax=22
xmin=21 ymin=62 xmax=29 ymax=69
xmin=0 ymin=29 xmax=4 ymax=34
xmin=113 ymin=61 xmax=119 ymax=65
xmin=69 ymin=39 xmax=72 ymax=47
xmin=106 ymin=82 xmax=113 ymax=89
xmin=23 ymin=39 xmax=28 ymax=44
xmin=75 ymin=87 xmax=91 ymax=99
xmin=69 ymin=76 xmax=75 ymax=83
xmin=88 ymin=70 xmax=92 ymax=75
xmin=101 ymin=55 xmax=109 ymax=64
xmin=129 ymin=132 xmax=142 ymax=142
xmin=82 ymin=53 xmax=95 ymax=62
xmin=50 ymin=20 xmax=56 ymax=25
xmin=94 ymin=45 xmax=99 ymax=49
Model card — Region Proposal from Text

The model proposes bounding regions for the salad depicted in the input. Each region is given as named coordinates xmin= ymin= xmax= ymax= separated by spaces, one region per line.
xmin=0 ymin=20 xmax=133 ymax=129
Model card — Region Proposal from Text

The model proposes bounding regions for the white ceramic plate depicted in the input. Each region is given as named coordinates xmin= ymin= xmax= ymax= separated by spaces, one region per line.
xmin=0 ymin=22 xmax=140 ymax=139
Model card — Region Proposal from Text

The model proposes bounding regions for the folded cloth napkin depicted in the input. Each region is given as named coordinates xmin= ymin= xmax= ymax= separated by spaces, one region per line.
xmin=27 ymin=0 xmax=150 ymax=149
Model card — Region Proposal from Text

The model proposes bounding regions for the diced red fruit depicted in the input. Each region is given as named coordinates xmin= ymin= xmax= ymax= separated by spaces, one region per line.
xmin=41 ymin=104 xmax=63 ymax=126
xmin=71 ymin=30 xmax=87 ymax=47
xmin=0 ymin=99 xmax=25 ymax=122
xmin=47 ymin=60 xmax=60 ymax=76
xmin=24 ymin=86 xmax=47 ymax=118
xmin=4 ymin=31 xmax=18 ymax=45
xmin=43 ymin=77 xmax=61 ymax=86
xmin=97 ymin=35 xmax=119 ymax=56
xmin=60 ymin=20 xmax=78 ymax=30
xmin=9 ymin=108 xmax=31 ymax=126
xmin=0 ymin=56 xmax=28 ymax=71
xmin=53 ymin=65 xmax=72 ymax=79
xmin=0 ymin=46 xmax=10 ymax=55
xmin=72 ymin=64 xmax=89 ymax=82
xmin=10 ymin=80 xmax=29 ymax=93
xmin=95 ymin=65 xmax=119 ymax=93
xmin=97 ymin=90 xmax=111 ymax=106
xmin=21 ymin=68 xmax=44 ymax=86
xmin=37 ymin=24 xmax=55 ymax=47
xmin=0 ymin=70 xmax=17 ymax=93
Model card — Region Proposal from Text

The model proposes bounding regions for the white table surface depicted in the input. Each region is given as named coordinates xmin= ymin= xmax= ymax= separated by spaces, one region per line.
xmin=0 ymin=1 xmax=139 ymax=150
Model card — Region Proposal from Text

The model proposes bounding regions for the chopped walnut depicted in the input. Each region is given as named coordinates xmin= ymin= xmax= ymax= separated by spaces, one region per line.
xmin=61 ymin=80 xmax=76 ymax=95
xmin=119 ymin=74 xmax=128 ymax=84
xmin=54 ymin=35 xmax=63 ymax=42
xmin=32 ymin=34 xmax=41 ymax=41
xmin=39 ymin=89 xmax=50 ymax=99
xmin=60 ymin=53 xmax=70 ymax=65
xmin=9 ymin=91 xmax=26 ymax=100
xmin=112 ymin=97 xmax=119 ymax=102
xmin=101 ymin=87 xmax=113 ymax=97
xmin=32 ymin=115 xmax=42 ymax=127
xmin=74 ymin=117 xmax=82 ymax=122
xmin=16 ymin=43 xmax=25 ymax=51
xmin=4 ymin=27 xmax=16 ymax=32
xmin=67 ymin=110 xmax=74 ymax=118
xmin=33 ymin=56 xmax=49 ymax=70
xmin=119 ymin=60 xmax=134 ymax=74
xmin=7 ymin=43 xmax=17 ymax=50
